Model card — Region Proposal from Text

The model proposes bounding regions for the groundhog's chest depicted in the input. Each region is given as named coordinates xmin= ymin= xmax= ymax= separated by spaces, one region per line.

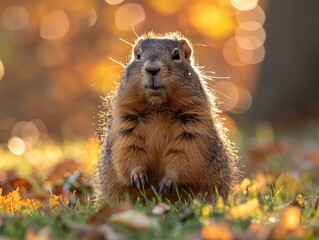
xmin=138 ymin=112 xmax=177 ymax=161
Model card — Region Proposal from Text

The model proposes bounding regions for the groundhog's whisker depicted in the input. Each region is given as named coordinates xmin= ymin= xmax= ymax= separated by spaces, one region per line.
xmin=205 ymin=76 xmax=231 ymax=80
xmin=90 ymin=82 xmax=101 ymax=87
xmin=193 ymin=43 xmax=208 ymax=47
xmin=109 ymin=57 xmax=126 ymax=68
xmin=204 ymin=70 xmax=216 ymax=74
xmin=131 ymin=25 xmax=139 ymax=38
xmin=209 ymin=88 xmax=232 ymax=100
xmin=119 ymin=38 xmax=133 ymax=46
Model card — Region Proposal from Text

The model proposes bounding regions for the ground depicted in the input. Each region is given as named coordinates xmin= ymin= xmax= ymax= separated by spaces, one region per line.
xmin=0 ymin=127 xmax=319 ymax=240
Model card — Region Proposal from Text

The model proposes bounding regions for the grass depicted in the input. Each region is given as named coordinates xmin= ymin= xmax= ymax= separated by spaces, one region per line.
xmin=0 ymin=135 xmax=319 ymax=239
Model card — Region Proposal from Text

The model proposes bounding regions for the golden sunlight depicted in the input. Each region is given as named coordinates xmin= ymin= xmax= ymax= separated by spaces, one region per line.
xmin=189 ymin=4 xmax=235 ymax=40
xmin=146 ymin=0 xmax=185 ymax=15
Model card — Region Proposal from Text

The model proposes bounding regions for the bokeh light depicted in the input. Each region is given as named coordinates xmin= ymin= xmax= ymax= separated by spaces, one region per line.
xmin=279 ymin=206 xmax=301 ymax=231
xmin=115 ymin=4 xmax=145 ymax=31
xmin=88 ymin=7 xmax=98 ymax=28
xmin=248 ymin=45 xmax=265 ymax=64
xmin=0 ymin=59 xmax=4 ymax=81
xmin=237 ymin=45 xmax=265 ymax=64
xmin=7 ymin=136 xmax=25 ymax=155
xmin=236 ymin=27 xmax=266 ymax=50
xmin=236 ymin=45 xmax=254 ymax=64
xmin=214 ymin=80 xmax=239 ymax=112
xmin=105 ymin=0 xmax=124 ymax=5
xmin=0 ymin=0 xmax=268 ymax=143
xmin=236 ymin=5 xmax=265 ymax=31
xmin=231 ymin=87 xmax=253 ymax=114
xmin=230 ymin=0 xmax=258 ymax=11
xmin=189 ymin=3 xmax=235 ymax=40
xmin=40 ymin=11 xmax=70 ymax=40
xmin=2 ymin=6 xmax=29 ymax=31
xmin=21 ymin=122 xmax=40 ymax=144
xmin=223 ymin=37 xmax=245 ymax=66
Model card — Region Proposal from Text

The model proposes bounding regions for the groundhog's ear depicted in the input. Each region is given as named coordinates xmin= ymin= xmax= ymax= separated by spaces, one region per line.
xmin=133 ymin=38 xmax=143 ymax=56
xmin=179 ymin=39 xmax=192 ymax=61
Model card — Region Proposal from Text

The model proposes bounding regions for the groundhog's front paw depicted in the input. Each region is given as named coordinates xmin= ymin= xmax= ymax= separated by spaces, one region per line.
xmin=130 ymin=167 xmax=148 ymax=190
xmin=157 ymin=176 xmax=176 ymax=195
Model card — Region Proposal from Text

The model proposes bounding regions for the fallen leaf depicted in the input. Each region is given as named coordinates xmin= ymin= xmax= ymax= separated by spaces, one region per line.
xmin=110 ymin=209 xmax=159 ymax=231
xmin=151 ymin=203 xmax=170 ymax=216
xmin=46 ymin=159 xmax=81 ymax=183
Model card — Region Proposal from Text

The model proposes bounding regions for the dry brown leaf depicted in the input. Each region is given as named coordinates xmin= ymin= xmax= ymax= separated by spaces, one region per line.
xmin=46 ymin=159 xmax=81 ymax=183
xmin=109 ymin=209 xmax=159 ymax=231
xmin=0 ymin=172 xmax=33 ymax=197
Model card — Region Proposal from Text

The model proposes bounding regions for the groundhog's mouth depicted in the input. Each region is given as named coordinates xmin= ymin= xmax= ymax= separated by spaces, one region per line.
xmin=144 ymin=85 xmax=164 ymax=91
xmin=144 ymin=86 xmax=167 ymax=105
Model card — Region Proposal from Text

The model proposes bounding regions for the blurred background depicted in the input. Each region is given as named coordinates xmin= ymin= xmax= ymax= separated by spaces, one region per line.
xmin=0 ymin=0 xmax=319 ymax=177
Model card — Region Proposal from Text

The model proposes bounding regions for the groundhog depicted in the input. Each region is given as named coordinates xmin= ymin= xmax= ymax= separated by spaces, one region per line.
xmin=93 ymin=32 xmax=239 ymax=203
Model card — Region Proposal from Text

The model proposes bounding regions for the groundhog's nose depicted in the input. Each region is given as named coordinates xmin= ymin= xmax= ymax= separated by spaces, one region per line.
xmin=144 ymin=61 xmax=161 ymax=76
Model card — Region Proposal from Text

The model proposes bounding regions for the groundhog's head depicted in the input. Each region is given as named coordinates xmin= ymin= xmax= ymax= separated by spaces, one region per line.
xmin=120 ymin=33 xmax=204 ymax=108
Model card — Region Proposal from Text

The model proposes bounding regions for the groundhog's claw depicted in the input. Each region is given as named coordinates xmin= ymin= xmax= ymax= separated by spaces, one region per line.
xmin=157 ymin=177 xmax=176 ymax=195
xmin=131 ymin=170 xmax=148 ymax=190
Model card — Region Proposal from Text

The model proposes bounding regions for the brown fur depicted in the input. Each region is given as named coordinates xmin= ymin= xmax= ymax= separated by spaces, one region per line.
xmin=93 ymin=32 xmax=239 ymax=203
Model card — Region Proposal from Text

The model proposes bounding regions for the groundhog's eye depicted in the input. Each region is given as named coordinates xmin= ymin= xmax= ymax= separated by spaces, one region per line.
xmin=172 ymin=49 xmax=180 ymax=61
xmin=136 ymin=50 xmax=141 ymax=60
